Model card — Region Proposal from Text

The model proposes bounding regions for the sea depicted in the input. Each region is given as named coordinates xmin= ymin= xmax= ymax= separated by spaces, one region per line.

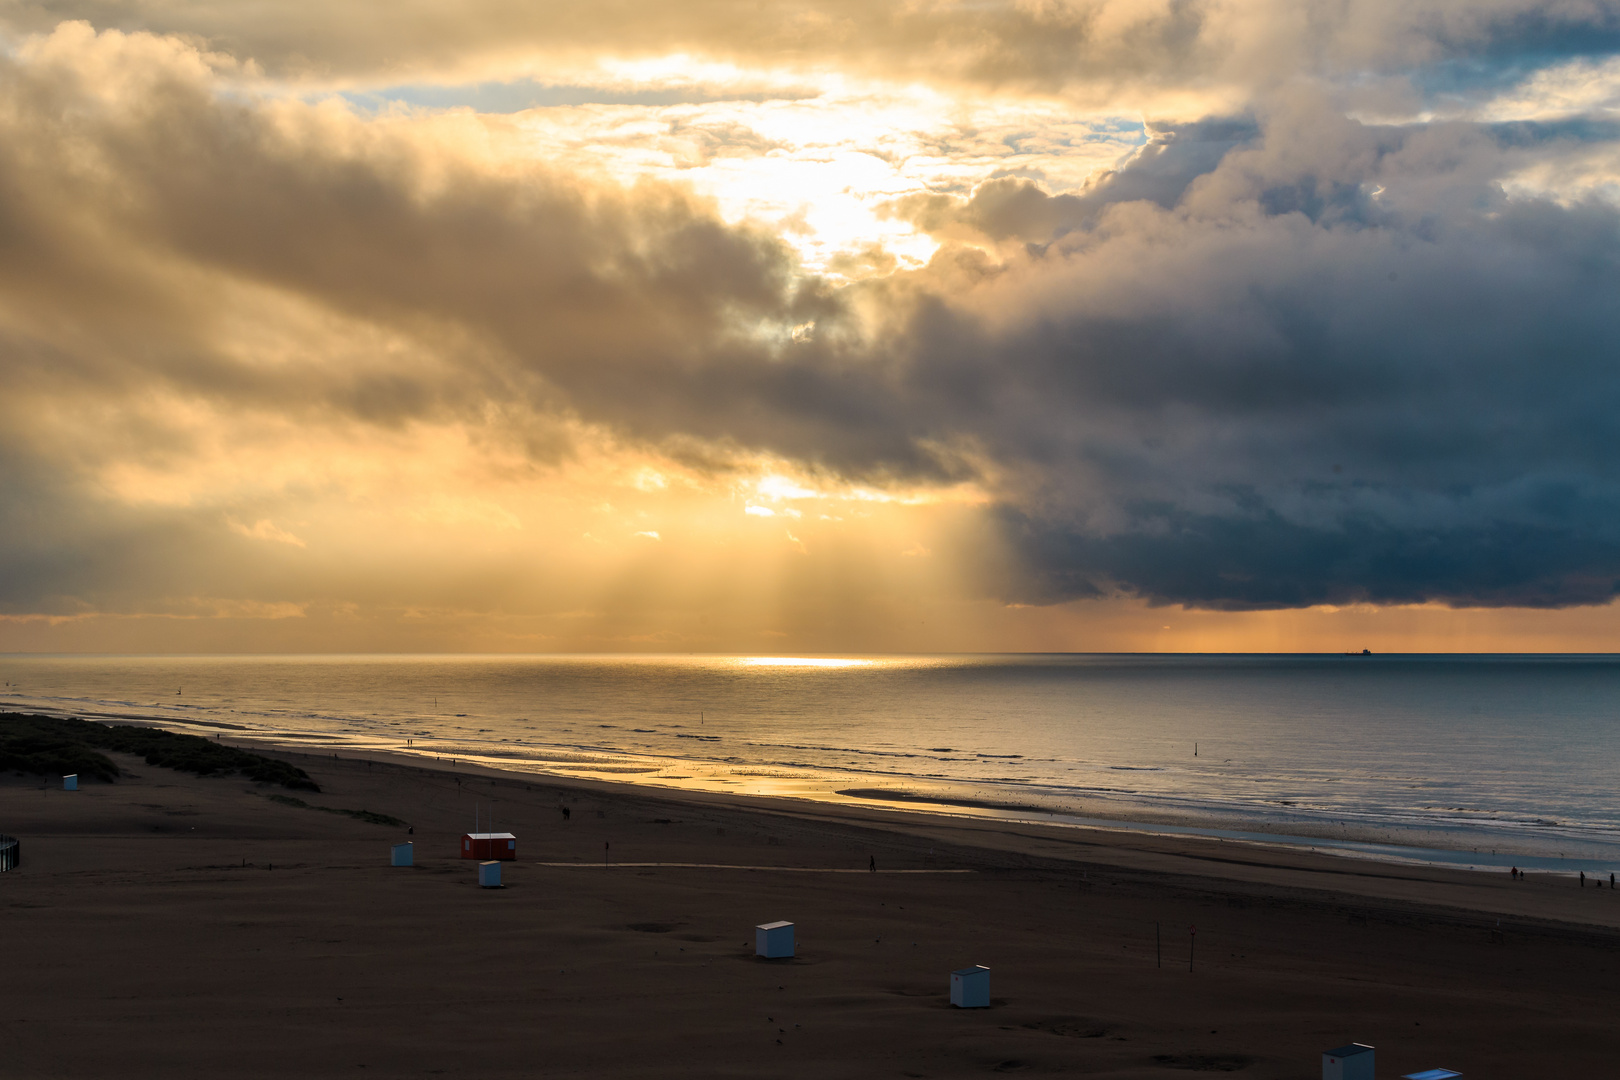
xmin=3 ymin=653 xmax=1618 ymax=876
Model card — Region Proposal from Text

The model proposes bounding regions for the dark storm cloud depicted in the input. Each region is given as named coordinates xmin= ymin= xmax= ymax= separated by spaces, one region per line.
xmin=996 ymin=507 xmax=1620 ymax=611
xmin=868 ymin=108 xmax=1620 ymax=608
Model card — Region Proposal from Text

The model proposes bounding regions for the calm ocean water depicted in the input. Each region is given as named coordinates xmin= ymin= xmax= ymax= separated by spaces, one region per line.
xmin=3 ymin=653 xmax=1618 ymax=873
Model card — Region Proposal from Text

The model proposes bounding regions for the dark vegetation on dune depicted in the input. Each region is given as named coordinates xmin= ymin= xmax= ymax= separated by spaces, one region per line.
xmin=0 ymin=713 xmax=319 ymax=791
xmin=267 ymin=793 xmax=405 ymax=827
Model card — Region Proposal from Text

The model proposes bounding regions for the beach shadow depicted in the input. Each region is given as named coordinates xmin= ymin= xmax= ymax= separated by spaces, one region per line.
xmin=1150 ymin=1052 xmax=1255 ymax=1071
xmin=1023 ymin=1017 xmax=1111 ymax=1039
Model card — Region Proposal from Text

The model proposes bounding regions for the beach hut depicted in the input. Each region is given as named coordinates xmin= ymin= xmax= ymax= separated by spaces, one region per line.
xmin=1322 ymin=1043 xmax=1374 ymax=1080
xmin=460 ymin=832 xmax=516 ymax=860
xmin=1402 ymin=1070 xmax=1461 ymax=1080
xmin=62 ymin=774 xmax=77 ymax=791
xmin=478 ymin=860 xmax=502 ymax=888
xmin=390 ymin=842 xmax=413 ymax=867
xmin=755 ymin=920 xmax=794 ymax=958
xmin=950 ymin=966 xmax=990 ymax=1008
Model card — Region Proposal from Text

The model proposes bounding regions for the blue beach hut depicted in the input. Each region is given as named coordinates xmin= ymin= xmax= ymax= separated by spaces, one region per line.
xmin=755 ymin=921 xmax=794 ymax=958
xmin=1323 ymin=1043 xmax=1374 ymax=1080
xmin=950 ymin=965 xmax=990 ymax=1008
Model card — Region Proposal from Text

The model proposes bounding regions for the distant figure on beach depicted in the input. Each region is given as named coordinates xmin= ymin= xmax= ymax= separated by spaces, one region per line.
xmin=1612 ymin=872 xmax=1616 ymax=889
xmin=1579 ymin=871 xmax=1585 ymax=888
xmin=561 ymin=806 xmax=571 ymax=822
xmin=869 ymin=855 xmax=876 ymax=873
xmin=1510 ymin=866 xmax=1518 ymax=879
xmin=407 ymin=826 xmax=413 ymax=835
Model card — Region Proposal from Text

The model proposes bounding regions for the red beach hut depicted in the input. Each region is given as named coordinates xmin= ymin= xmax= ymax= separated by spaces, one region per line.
xmin=460 ymin=832 xmax=517 ymax=860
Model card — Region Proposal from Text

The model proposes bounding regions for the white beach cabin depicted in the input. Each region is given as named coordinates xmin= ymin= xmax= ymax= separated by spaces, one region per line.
xmin=390 ymin=842 xmax=413 ymax=867
xmin=1323 ymin=1043 xmax=1374 ymax=1080
xmin=62 ymin=774 xmax=77 ymax=791
xmin=755 ymin=921 xmax=794 ymax=958
xmin=478 ymin=860 xmax=502 ymax=888
xmin=1403 ymin=1070 xmax=1461 ymax=1080
xmin=950 ymin=965 xmax=991 ymax=1008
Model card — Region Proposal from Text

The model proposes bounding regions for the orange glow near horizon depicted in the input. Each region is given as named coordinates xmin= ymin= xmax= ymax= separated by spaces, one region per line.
xmin=740 ymin=657 xmax=874 ymax=668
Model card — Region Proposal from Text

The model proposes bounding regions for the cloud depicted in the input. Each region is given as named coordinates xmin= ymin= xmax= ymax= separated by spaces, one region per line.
xmin=0 ymin=24 xmax=820 ymax=617
xmin=6 ymin=0 xmax=1620 ymax=115
xmin=5 ymin=16 xmax=1620 ymax=636
xmin=864 ymin=99 xmax=1620 ymax=608
xmin=227 ymin=518 xmax=308 ymax=547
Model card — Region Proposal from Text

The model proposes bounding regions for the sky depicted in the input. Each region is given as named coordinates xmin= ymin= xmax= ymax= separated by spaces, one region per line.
xmin=3 ymin=1 xmax=1620 ymax=653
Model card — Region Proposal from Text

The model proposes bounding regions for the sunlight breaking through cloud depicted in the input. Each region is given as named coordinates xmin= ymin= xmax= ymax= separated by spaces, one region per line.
xmin=3 ymin=4 xmax=1620 ymax=653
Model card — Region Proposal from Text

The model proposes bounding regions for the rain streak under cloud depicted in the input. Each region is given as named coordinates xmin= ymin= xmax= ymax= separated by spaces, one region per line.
xmin=3 ymin=1 xmax=1620 ymax=652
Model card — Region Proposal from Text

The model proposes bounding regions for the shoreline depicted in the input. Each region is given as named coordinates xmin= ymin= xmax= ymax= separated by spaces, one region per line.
xmin=205 ymin=721 xmax=1620 ymax=882
xmin=15 ymin=697 xmax=1620 ymax=879
xmin=250 ymin=739 xmax=1620 ymax=933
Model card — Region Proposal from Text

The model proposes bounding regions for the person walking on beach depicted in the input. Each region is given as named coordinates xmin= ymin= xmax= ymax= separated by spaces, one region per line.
xmin=869 ymin=855 xmax=876 ymax=873
xmin=1579 ymin=871 xmax=1585 ymax=888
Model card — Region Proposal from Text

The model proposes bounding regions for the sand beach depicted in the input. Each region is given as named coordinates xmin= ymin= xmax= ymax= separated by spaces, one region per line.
xmin=2 ymin=746 xmax=1617 ymax=1078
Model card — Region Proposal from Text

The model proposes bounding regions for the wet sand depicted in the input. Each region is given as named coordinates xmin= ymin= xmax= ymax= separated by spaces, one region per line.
xmin=2 ymin=748 xmax=1617 ymax=1078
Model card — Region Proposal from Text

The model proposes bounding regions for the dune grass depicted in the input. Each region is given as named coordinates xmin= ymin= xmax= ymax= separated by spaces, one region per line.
xmin=0 ymin=713 xmax=319 ymax=792
xmin=266 ymin=793 xmax=406 ymax=827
